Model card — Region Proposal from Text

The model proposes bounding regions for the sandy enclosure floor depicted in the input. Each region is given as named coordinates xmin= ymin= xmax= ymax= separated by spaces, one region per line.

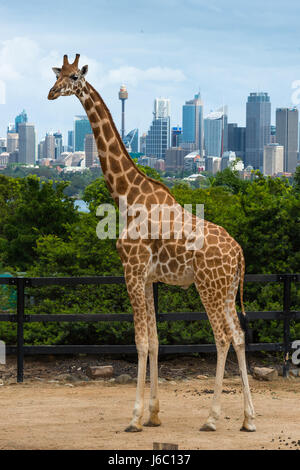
xmin=1 ymin=374 xmax=300 ymax=450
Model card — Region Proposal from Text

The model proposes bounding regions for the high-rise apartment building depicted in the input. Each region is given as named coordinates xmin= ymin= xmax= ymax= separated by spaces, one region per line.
xmin=145 ymin=98 xmax=170 ymax=159
xmin=74 ymin=116 xmax=92 ymax=151
xmin=275 ymin=107 xmax=298 ymax=173
xmin=18 ymin=123 xmax=36 ymax=164
xmin=204 ymin=107 xmax=228 ymax=157
xmin=245 ymin=92 xmax=271 ymax=170
xmin=182 ymin=92 xmax=204 ymax=156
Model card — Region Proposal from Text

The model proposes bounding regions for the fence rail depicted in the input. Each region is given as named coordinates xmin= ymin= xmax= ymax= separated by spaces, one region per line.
xmin=0 ymin=273 xmax=299 ymax=383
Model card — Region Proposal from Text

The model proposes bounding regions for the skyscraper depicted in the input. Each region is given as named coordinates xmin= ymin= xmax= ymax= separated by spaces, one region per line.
xmin=182 ymin=92 xmax=204 ymax=156
xmin=18 ymin=123 xmax=36 ymax=164
xmin=204 ymin=107 xmax=228 ymax=157
xmin=227 ymin=123 xmax=246 ymax=161
xmin=74 ymin=116 xmax=92 ymax=151
xmin=245 ymin=92 xmax=271 ymax=170
xmin=275 ymin=107 xmax=299 ymax=173
xmin=15 ymin=110 xmax=28 ymax=133
xmin=145 ymin=98 xmax=170 ymax=159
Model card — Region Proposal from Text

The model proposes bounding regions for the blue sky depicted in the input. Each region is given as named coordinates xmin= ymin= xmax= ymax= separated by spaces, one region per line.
xmin=1 ymin=0 xmax=300 ymax=143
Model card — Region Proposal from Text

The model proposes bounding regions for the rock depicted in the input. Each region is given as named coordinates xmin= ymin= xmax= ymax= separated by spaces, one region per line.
xmin=115 ymin=374 xmax=133 ymax=384
xmin=57 ymin=373 xmax=83 ymax=383
xmin=158 ymin=377 xmax=167 ymax=384
xmin=85 ymin=365 xmax=114 ymax=379
xmin=288 ymin=369 xmax=299 ymax=378
xmin=252 ymin=367 xmax=278 ymax=381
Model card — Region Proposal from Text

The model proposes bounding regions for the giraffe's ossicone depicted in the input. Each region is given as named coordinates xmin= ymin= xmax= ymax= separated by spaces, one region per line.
xmin=48 ymin=54 xmax=256 ymax=433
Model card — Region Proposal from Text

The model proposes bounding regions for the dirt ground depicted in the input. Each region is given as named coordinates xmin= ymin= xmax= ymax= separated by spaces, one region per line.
xmin=0 ymin=355 xmax=300 ymax=450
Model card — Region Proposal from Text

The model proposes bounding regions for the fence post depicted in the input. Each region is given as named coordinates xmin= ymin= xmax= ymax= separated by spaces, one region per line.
xmin=282 ymin=275 xmax=291 ymax=378
xmin=16 ymin=278 xmax=25 ymax=383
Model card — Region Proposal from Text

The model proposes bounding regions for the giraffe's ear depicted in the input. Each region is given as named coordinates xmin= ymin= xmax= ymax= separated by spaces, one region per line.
xmin=80 ymin=65 xmax=88 ymax=77
xmin=52 ymin=67 xmax=61 ymax=78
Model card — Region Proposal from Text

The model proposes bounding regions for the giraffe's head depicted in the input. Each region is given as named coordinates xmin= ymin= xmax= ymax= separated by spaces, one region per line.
xmin=48 ymin=54 xmax=88 ymax=100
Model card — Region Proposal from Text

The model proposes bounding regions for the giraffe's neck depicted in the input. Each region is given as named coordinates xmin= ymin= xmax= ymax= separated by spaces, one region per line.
xmin=78 ymin=82 xmax=155 ymax=208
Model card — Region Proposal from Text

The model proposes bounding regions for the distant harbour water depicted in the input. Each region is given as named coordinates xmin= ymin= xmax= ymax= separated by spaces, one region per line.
xmin=74 ymin=199 xmax=90 ymax=213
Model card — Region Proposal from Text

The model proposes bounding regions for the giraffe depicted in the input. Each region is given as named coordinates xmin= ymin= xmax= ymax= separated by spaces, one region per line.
xmin=48 ymin=54 xmax=256 ymax=433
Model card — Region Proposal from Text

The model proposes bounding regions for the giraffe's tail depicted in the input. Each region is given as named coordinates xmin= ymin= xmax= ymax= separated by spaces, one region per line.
xmin=238 ymin=247 xmax=246 ymax=316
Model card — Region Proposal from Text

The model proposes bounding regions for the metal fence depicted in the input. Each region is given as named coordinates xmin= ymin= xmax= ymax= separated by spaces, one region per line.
xmin=0 ymin=273 xmax=299 ymax=382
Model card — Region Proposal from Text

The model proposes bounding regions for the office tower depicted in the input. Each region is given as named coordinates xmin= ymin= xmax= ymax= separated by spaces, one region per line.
xmin=6 ymin=133 xmax=18 ymax=153
xmin=171 ymin=126 xmax=182 ymax=147
xmin=44 ymin=133 xmax=56 ymax=159
xmin=74 ymin=116 xmax=92 ymax=151
xmin=68 ymin=130 xmax=74 ymax=152
xmin=204 ymin=107 xmax=228 ymax=157
xmin=182 ymin=92 xmax=204 ymax=155
xmin=53 ymin=131 xmax=63 ymax=159
xmin=263 ymin=143 xmax=284 ymax=175
xmin=227 ymin=123 xmax=246 ymax=161
xmin=15 ymin=110 xmax=28 ymax=133
xmin=85 ymin=134 xmax=97 ymax=167
xmin=276 ymin=107 xmax=298 ymax=173
xmin=123 ymin=128 xmax=139 ymax=153
xmin=18 ymin=123 xmax=36 ymax=164
xmin=140 ymin=133 xmax=147 ymax=155
xmin=154 ymin=98 xmax=170 ymax=119
xmin=145 ymin=98 xmax=170 ymax=159
xmin=245 ymin=92 xmax=271 ymax=170
xmin=119 ymin=84 xmax=128 ymax=140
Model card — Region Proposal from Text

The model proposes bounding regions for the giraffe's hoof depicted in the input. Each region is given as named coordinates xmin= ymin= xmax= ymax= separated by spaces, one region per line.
xmin=125 ymin=424 xmax=143 ymax=433
xmin=200 ymin=422 xmax=216 ymax=432
xmin=240 ymin=424 xmax=256 ymax=432
xmin=143 ymin=418 xmax=162 ymax=427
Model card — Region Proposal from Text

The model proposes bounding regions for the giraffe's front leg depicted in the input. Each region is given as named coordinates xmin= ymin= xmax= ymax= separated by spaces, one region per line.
xmin=124 ymin=278 xmax=149 ymax=433
xmin=125 ymin=340 xmax=148 ymax=432
xmin=143 ymin=284 xmax=161 ymax=427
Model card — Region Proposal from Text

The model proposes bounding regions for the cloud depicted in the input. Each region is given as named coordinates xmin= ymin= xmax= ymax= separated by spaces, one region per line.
xmin=101 ymin=66 xmax=186 ymax=87
xmin=0 ymin=37 xmax=40 ymax=80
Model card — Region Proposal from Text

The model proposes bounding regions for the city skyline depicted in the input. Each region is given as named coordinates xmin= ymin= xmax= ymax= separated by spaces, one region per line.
xmin=1 ymin=1 xmax=300 ymax=141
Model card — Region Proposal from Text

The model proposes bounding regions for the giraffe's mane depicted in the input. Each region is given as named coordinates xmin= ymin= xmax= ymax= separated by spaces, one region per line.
xmin=87 ymin=82 xmax=175 ymax=199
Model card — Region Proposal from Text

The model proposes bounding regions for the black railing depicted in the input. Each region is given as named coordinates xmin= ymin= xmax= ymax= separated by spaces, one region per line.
xmin=0 ymin=274 xmax=299 ymax=382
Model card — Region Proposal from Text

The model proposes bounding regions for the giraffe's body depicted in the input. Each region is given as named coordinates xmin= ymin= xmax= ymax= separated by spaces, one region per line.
xmin=48 ymin=55 xmax=255 ymax=432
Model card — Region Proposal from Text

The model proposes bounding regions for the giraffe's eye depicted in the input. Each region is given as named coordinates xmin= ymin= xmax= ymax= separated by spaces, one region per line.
xmin=70 ymin=74 xmax=78 ymax=81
